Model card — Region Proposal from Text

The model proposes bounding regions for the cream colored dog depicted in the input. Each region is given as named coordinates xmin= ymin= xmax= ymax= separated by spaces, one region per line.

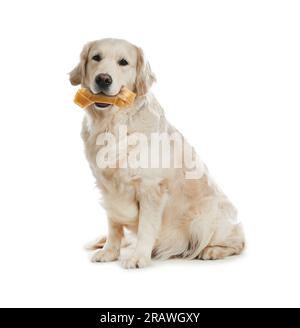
xmin=69 ymin=38 xmax=245 ymax=269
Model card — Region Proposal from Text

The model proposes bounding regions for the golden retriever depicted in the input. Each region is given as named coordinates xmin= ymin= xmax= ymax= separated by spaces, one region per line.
xmin=69 ymin=38 xmax=245 ymax=269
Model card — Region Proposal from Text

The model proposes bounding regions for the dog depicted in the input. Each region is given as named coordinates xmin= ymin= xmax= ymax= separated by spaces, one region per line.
xmin=69 ymin=38 xmax=245 ymax=269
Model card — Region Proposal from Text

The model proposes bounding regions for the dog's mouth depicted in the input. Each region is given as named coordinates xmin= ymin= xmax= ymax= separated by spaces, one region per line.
xmin=94 ymin=102 xmax=111 ymax=108
xmin=91 ymin=89 xmax=120 ymax=109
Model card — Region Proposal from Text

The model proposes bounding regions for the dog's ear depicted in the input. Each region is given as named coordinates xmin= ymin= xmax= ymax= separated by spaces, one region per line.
xmin=69 ymin=64 xmax=82 ymax=86
xmin=135 ymin=47 xmax=156 ymax=96
xmin=69 ymin=42 xmax=93 ymax=86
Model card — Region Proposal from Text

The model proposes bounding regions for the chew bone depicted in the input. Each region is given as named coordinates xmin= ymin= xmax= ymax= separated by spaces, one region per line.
xmin=74 ymin=86 xmax=136 ymax=108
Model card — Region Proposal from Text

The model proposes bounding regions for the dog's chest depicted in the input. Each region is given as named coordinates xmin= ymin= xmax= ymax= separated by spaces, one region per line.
xmin=99 ymin=169 xmax=139 ymax=226
xmin=102 ymin=180 xmax=139 ymax=225
xmin=82 ymin=110 xmax=128 ymax=169
xmin=81 ymin=112 xmax=140 ymax=225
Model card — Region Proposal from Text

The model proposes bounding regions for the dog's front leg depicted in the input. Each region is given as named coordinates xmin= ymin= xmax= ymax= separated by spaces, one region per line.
xmin=121 ymin=180 xmax=168 ymax=269
xmin=92 ymin=220 xmax=123 ymax=262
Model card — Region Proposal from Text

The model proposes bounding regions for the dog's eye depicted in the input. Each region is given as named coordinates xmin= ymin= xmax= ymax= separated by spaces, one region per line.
xmin=92 ymin=54 xmax=102 ymax=62
xmin=118 ymin=58 xmax=129 ymax=66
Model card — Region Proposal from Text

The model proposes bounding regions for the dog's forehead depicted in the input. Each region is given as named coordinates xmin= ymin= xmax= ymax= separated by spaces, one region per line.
xmin=91 ymin=39 xmax=137 ymax=60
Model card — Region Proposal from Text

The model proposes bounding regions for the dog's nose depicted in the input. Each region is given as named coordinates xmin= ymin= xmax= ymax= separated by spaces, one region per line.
xmin=95 ymin=73 xmax=113 ymax=89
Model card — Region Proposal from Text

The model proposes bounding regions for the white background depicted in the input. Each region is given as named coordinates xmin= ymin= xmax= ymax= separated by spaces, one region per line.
xmin=0 ymin=0 xmax=299 ymax=308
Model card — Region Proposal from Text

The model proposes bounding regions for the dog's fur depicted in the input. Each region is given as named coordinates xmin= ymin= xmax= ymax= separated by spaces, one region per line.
xmin=69 ymin=38 xmax=245 ymax=269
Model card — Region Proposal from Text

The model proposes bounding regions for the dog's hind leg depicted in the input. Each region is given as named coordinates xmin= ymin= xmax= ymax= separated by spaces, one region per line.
xmin=185 ymin=196 xmax=245 ymax=260
xmin=199 ymin=223 xmax=245 ymax=260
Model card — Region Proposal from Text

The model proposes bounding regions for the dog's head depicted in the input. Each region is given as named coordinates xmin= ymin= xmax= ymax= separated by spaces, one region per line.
xmin=69 ymin=38 xmax=156 ymax=109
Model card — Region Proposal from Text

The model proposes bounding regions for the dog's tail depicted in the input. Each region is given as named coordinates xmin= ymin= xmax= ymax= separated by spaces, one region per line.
xmin=85 ymin=233 xmax=136 ymax=251
xmin=85 ymin=236 xmax=107 ymax=250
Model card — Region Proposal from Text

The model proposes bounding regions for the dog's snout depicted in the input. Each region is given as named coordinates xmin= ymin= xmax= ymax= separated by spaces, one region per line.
xmin=95 ymin=73 xmax=113 ymax=89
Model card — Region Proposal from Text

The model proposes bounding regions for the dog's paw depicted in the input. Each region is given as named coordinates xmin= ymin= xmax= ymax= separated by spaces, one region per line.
xmin=200 ymin=245 xmax=238 ymax=260
xmin=121 ymin=255 xmax=151 ymax=269
xmin=91 ymin=248 xmax=119 ymax=263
